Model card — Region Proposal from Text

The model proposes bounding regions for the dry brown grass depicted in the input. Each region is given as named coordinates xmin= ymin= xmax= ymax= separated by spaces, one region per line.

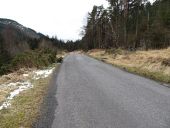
xmin=56 ymin=51 xmax=68 ymax=58
xmin=0 ymin=65 xmax=58 ymax=128
xmin=88 ymin=47 xmax=170 ymax=83
xmin=0 ymin=77 xmax=51 ymax=128
xmin=0 ymin=68 xmax=34 ymax=85
xmin=0 ymin=68 xmax=34 ymax=103
xmin=0 ymin=87 xmax=17 ymax=104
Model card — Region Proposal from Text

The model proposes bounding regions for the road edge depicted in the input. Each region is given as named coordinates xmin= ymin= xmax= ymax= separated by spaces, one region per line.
xmin=87 ymin=54 xmax=170 ymax=88
xmin=32 ymin=64 xmax=61 ymax=128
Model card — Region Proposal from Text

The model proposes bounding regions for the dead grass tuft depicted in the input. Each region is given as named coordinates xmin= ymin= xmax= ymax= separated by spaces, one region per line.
xmin=0 ymin=68 xmax=34 ymax=85
xmin=162 ymin=58 xmax=170 ymax=66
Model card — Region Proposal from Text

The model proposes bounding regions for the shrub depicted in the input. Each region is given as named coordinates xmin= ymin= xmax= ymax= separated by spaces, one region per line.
xmin=162 ymin=58 xmax=170 ymax=66
xmin=0 ymin=64 xmax=11 ymax=75
xmin=0 ymin=48 xmax=67 ymax=76
xmin=11 ymin=49 xmax=56 ymax=70
xmin=56 ymin=57 xmax=63 ymax=63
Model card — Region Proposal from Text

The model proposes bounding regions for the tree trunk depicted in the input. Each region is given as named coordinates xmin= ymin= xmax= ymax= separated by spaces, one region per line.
xmin=124 ymin=0 xmax=129 ymax=48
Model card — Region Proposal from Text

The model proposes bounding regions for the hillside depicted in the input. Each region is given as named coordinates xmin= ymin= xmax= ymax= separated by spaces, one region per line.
xmin=0 ymin=18 xmax=40 ymax=39
xmin=0 ymin=18 xmax=66 ymax=75
xmin=0 ymin=18 xmax=42 ymax=56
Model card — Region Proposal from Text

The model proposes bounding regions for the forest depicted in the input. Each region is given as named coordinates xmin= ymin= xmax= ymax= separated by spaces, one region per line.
xmin=68 ymin=0 xmax=170 ymax=51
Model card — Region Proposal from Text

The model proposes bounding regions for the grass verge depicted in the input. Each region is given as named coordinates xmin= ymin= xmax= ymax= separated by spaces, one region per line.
xmin=114 ymin=64 xmax=170 ymax=84
xmin=0 ymin=65 xmax=58 ymax=128
xmin=88 ymin=48 xmax=170 ymax=84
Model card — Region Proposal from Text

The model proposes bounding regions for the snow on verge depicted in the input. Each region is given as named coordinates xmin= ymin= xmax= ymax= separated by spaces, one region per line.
xmin=0 ymin=81 xmax=33 ymax=110
xmin=33 ymin=68 xmax=55 ymax=80
xmin=0 ymin=67 xmax=55 ymax=110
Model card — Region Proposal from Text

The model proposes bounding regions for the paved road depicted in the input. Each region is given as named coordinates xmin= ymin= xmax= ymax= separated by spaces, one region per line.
xmin=39 ymin=53 xmax=170 ymax=128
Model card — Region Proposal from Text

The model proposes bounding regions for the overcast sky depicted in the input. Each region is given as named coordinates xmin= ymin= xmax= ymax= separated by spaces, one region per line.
xmin=0 ymin=0 xmax=155 ymax=41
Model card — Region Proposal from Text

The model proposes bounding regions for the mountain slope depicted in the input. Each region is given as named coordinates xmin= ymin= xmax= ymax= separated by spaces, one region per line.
xmin=0 ymin=18 xmax=40 ymax=39
xmin=0 ymin=18 xmax=45 ymax=57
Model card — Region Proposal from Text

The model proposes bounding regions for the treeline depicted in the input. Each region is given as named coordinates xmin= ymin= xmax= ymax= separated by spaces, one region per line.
xmin=0 ymin=18 xmax=71 ymax=75
xmin=0 ymin=30 xmax=65 ymax=75
xmin=71 ymin=0 xmax=170 ymax=51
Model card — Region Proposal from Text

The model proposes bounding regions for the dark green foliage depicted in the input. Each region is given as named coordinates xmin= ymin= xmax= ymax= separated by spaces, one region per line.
xmin=64 ymin=40 xmax=82 ymax=52
xmin=0 ymin=35 xmax=12 ymax=75
xmin=0 ymin=19 xmax=67 ymax=75
xmin=27 ymin=39 xmax=39 ymax=50
xmin=0 ymin=64 xmax=12 ymax=75
xmin=0 ymin=49 xmax=56 ymax=75
xmin=11 ymin=49 xmax=56 ymax=70
xmin=79 ymin=0 xmax=170 ymax=50
xmin=56 ymin=57 xmax=63 ymax=63
xmin=0 ymin=26 xmax=65 ymax=75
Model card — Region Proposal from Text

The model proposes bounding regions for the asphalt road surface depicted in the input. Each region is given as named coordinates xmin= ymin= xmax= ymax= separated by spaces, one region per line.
xmin=35 ymin=53 xmax=170 ymax=128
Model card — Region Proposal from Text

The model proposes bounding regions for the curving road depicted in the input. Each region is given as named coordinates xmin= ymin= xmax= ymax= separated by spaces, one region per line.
xmin=35 ymin=53 xmax=170 ymax=128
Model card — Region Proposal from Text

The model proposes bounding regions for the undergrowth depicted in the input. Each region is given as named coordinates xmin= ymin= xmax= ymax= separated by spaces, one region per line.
xmin=0 ymin=49 xmax=57 ymax=75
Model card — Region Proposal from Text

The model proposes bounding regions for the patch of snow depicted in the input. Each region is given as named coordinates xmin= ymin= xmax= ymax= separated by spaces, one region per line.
xmin=0 ymin=81 xmax=33 ymax=110
xmin=0 ymin=82 xmax=29 ymax=88
xmin=7 ymin=81 xmax=33 ymax=100
xmin=7 ymin=82 xmax=19 ymax=87
xmin=0 ymin=82 xmax=19 ymax=88
xmin=23 ymin=74 xmax=29 ymax=77
xmin=33 ymin=68 xmax=55 ymax=80
xmin=0 ymin=67 xmax=55 ymax=110
xmin=0 ymin=102 xmax=11 ymax=110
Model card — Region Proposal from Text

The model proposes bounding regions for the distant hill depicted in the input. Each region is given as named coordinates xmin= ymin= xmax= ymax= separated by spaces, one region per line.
xmin=0 ymin=18 xmax=49 ymax=57
xmin=0 ymin=18 xmax=40 ymax=39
